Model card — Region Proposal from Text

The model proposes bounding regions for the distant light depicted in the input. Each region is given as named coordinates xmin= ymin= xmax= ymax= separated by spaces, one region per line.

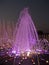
xmin=25 ymin=57 xmax=27 ymax=59
xmin=38 ymin=52 xmax=40 ymax=54
xmin=36 ymin=49 xmax=42 ymax=52
xmin=33 ymin=62 xmax=35 ymax=64
xmin=19 ymin=62 xmax=21 ymax=64
xmin=12 ymin=50 xmax=16 ymax=54
xmin=46 ymin=60 xmax=49 ymax=63
xmin=27 ymin=51 xmax=30 ymax=57
xmin=22 ymin=57 xmax=25 ymax=60
xmin=5 ymin=60 xmax=8 ymax=62
xmin=6 ymin=52 xmax=8 ymax=54
xmin=32 ymin=59 xmax=34 ymax=62
xmin=16 ymin=53 xmax=20 ymax=56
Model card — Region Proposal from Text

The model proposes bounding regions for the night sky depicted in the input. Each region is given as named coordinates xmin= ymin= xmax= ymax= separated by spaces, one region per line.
xmin=0 ymin=0 xmax=49 ymax=33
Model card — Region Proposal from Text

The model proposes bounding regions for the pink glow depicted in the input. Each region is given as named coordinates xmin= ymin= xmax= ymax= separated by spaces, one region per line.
xmin=0 ymin=8 xmax=49 ymax=56
xmin=13 ymin=8 xmax=39 ymax=53
xmin=12 ymin=50 xmax=16 ymax=54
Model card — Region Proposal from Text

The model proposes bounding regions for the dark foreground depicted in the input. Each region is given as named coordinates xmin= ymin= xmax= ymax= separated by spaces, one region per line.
xmin=0 ymin=54 xmax=49 ymax=65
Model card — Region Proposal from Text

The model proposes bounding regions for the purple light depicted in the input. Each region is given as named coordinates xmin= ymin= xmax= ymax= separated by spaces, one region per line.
xmin=0 ymin=8 xmax=49 ymax=56
xmin=36 ymin=49 xmax=42 ymax=52
xmin=13 ymin=8 xmax=39 ymax=54
xmin=12 ymin=50 xmax=16 ymax=54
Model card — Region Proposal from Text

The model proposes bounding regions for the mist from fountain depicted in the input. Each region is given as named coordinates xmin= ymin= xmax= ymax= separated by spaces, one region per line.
xmin=12 ymin=8 xmax=39 ymax=54
xmin=0 ymin=8 xmax=49 ymax=57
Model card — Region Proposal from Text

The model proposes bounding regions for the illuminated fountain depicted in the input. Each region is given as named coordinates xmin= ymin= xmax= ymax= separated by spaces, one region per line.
xmin=12 ymin=8 xmax=40 ymax=56
xmin=0 ymin=8 xmax=49 ymax=57
xmin=0 ymin=8 xmax=49 ymax=65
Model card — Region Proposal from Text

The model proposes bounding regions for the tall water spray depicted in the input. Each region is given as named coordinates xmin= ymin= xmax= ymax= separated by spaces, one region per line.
xmin=13 ymin=8 xmax=39 ymax=54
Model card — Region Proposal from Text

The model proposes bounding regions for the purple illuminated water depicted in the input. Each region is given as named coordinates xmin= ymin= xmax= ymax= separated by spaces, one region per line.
xmin=0 ymin=8 xmax=49 ymax=56
xmin=12 ymin=8 xmax=39 ymax=54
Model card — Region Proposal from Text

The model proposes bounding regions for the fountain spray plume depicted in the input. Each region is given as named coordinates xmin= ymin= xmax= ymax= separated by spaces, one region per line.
xmin=12 ymin=8 xmax=39 ymax=55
